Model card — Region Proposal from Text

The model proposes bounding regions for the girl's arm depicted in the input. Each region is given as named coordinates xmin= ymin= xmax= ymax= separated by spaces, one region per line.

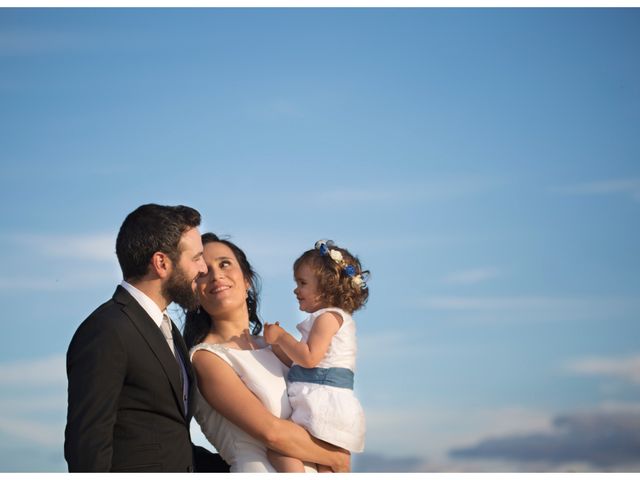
xmin=191 ymin=349 xmax=350 ymax=472
xmin=264 ymin=312 xmax=342 ymax=368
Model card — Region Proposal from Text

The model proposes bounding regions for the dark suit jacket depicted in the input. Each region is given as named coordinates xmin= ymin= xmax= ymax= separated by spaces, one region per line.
xmin=64 ymin=285 xmax=228 ymax=472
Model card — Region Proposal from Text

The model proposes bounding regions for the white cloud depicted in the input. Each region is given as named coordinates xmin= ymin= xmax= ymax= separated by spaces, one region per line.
xmin=358 ymin=330 xmax=437 ymax=365
xmin=10 ymin=233 xmax=118 ymax=261
xmin=554 ymin=178 xmax=640 ymax=202
xmin=418 ymin=295 xmax=581 ymax=310
xmin=314 ymin=175 xmax=506 ymax=207
xmin=450 ymin=404 xmax=640 ymax=470
xmin=0 ymin=27 xmax=151 ymax=59
xmin=265 ymin=98 xmax=303 ymax=118
xmin=0 ymin=29 xmax=80 ymax=56
xmin=364 ymin=402 xmax=640 ymax=471
xmin=566 ymin=353 xmax=640 ymax=385
xmin=0 ymin=354 xmax=66 ymax=387
xmin=415 ymin=295 xmax=640 ymax=323
xmin=0 ymin=270 xmax=118 ymax=291
xmin=0 ymin=393 xmax=66 ymax=415
xmin=0 ymin=233 xmax=120 ymax=291
xmin=364 ymin=404 xmax=555 ymax=461
xmin=0 ymin=417 xmax=63 ymax=448
xmin=0 ymin=356 xmax=67 ymax=450
xmin=443 ymin=267 xmax=500 ymax=286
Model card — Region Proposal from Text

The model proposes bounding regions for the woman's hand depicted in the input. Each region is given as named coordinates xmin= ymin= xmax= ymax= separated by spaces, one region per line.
xmin=330 ymin=448 xmax=351 ymax=472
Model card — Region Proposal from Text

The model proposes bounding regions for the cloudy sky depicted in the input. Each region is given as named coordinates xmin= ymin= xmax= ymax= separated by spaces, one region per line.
xmin=1 ymin=7 xmax=639 ymax=472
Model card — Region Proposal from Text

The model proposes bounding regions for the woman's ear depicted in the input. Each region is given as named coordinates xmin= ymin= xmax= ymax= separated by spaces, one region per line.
xmin=151 ymin=252 xmax=172 ymax=279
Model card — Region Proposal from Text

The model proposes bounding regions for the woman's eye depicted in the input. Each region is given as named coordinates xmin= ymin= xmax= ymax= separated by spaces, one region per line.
xmin=220 ymin=260 xmax=231 ymax=268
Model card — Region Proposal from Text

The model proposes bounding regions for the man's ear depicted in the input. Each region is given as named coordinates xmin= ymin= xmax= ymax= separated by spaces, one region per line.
xmin=150 ymin=252 xmax=172 ymax=279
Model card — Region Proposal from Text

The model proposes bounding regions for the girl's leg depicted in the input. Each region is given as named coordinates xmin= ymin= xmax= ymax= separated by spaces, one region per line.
xmin=267 ymin=448 xmax=306 ymax=472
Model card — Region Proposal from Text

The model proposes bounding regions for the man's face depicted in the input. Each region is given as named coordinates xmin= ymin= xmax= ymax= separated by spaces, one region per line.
xmin=162 ymin=227 xmax=207 ymax=310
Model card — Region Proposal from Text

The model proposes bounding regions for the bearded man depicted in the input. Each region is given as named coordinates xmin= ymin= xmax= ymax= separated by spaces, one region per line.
xmin=64 ymin=204 xmax=228 ymax=472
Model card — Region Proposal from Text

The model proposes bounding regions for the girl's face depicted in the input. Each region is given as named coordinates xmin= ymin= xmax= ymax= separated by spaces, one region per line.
xmin=197 ymin=242 xmax=250 ymax=318
xmin=293 ymin=262 xmax=324 ymax=313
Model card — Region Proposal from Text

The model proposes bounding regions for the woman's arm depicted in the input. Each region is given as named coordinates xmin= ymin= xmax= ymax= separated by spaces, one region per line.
xmin=264 ymin=312 xmax=342 ymax=368
xmin=192 ymin=349 xmax=350 ymax=472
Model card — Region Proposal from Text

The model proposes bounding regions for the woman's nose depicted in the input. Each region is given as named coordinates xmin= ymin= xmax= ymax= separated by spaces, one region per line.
xmin=211 ymin=266 xmax=225 ymax=279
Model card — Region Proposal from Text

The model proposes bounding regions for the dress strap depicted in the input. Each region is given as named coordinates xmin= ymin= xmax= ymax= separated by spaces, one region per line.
xmin=189 ymin=343 xmax=233 ymax=367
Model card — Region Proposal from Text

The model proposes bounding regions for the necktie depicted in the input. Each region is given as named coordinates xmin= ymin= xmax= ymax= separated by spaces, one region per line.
xmin=161 ymin=313 xmax=189 ymax=413
xmin=160 ymin=313 xmax=176 ymax=355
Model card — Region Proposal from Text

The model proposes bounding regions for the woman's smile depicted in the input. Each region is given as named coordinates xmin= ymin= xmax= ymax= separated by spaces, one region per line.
xmin=209 ymin=284 xmax=232 ymax=295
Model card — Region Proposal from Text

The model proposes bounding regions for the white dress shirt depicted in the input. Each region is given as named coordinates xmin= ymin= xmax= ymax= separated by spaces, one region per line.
xmin=121 ymin=280 xmax=165 ymax=328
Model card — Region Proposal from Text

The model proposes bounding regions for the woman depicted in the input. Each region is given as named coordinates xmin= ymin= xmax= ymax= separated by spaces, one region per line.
xmin=184 ymin=233 xmax=349 ymax=472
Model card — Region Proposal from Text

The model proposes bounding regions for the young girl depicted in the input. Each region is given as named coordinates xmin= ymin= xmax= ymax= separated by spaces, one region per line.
xmin=263 ymin=239 xmax=369 ymax=472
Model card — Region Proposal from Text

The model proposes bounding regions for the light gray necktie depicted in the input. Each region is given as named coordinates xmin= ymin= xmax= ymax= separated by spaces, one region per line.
xmin=160 ymin=313 xmax=176 ymax=356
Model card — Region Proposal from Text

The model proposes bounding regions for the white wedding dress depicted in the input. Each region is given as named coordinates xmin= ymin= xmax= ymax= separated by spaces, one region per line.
xmin=190 ymin=341 xmax=317 ymax=472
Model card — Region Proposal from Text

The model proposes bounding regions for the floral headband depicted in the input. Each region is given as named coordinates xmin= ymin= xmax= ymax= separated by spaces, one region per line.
xmin=314 ymin=239 xmax=368 ymax=290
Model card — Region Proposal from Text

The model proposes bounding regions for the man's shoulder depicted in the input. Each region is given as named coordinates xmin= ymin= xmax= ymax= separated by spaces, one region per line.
xmin=73 ymin=288 xmax=131 ymax=336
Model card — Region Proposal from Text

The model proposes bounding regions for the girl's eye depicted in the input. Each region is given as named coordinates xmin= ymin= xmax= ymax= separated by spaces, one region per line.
xmin=220 ymin=260 xmax=231 ymax=268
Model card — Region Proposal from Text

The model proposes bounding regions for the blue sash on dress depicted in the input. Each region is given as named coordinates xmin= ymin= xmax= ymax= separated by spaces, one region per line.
xmin=287 ymin=365 xmax=354 ymax=389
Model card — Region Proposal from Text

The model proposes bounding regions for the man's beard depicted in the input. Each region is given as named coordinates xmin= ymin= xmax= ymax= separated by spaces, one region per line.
xmin=163 ymin=264 xmax=199 ymax=311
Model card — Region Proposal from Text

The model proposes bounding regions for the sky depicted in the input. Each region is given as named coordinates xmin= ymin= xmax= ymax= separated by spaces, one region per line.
xmin=1 ymin=7 xmax=639 ymax=473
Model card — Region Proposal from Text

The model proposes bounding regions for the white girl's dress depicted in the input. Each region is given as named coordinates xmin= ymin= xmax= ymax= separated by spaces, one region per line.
xmin=189 ymin=341 xmax=317 ymax=472
xmin=288 ymin=307 xmax=365 ymax=452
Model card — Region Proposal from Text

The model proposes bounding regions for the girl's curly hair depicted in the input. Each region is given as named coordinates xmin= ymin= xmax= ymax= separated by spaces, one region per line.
xmin=294 ymin=244 xmax=369 ymax=314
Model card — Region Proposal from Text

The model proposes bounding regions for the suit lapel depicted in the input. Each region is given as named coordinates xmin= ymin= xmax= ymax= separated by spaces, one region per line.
xmin=113 ymin=286 xmax=187 ymax=421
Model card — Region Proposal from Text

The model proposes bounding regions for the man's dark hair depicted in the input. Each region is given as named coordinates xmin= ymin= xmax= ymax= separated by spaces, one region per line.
xmin=116 ymin=203 xmax=201 ymax=281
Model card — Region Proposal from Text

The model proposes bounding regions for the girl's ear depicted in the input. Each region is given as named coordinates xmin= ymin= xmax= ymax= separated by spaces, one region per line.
xmin=150 ymin=252 xmax=172 ymax=279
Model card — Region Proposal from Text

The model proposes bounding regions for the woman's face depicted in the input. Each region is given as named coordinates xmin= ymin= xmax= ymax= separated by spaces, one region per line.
xmin=197 ymin=242 xmax=250 ymax=318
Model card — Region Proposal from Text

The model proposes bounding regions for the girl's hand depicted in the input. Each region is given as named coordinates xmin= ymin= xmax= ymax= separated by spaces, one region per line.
xmin=263 ymin=322 xmax=285 ymax=345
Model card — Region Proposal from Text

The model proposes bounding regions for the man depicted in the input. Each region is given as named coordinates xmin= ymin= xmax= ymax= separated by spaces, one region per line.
xmin=64 ymin=204 xmax=228 ymax=472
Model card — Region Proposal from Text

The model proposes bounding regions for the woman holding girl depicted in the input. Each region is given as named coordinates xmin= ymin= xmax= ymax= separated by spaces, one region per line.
xmin=184 ymin=233 xmax=349 ymax=473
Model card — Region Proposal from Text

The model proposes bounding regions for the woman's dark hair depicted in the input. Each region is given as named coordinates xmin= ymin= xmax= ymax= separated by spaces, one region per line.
xmin=183 ymin=233 xmax=262 ymax=349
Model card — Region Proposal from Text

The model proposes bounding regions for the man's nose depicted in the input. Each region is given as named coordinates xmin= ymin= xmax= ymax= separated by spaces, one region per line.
xmin=197 ymin=258 xmax=208 ymax=276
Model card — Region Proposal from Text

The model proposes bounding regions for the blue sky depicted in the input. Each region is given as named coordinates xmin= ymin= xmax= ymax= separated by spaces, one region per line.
xmin=1 ymin=7 xmax=639 ymax=472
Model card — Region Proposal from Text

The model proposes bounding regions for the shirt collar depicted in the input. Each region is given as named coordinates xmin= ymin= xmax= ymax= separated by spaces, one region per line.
xmin=120 ymin=280 xmax=166 ymax=329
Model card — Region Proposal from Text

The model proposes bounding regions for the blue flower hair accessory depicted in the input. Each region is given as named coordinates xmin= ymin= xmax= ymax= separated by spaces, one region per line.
xmin=314 ymin=239 xmax=368 ymax=290
xmin=315 ymin=239 xmax=335 ymax=257
xmin=343 ymin=264 xmax=356 ymax=277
